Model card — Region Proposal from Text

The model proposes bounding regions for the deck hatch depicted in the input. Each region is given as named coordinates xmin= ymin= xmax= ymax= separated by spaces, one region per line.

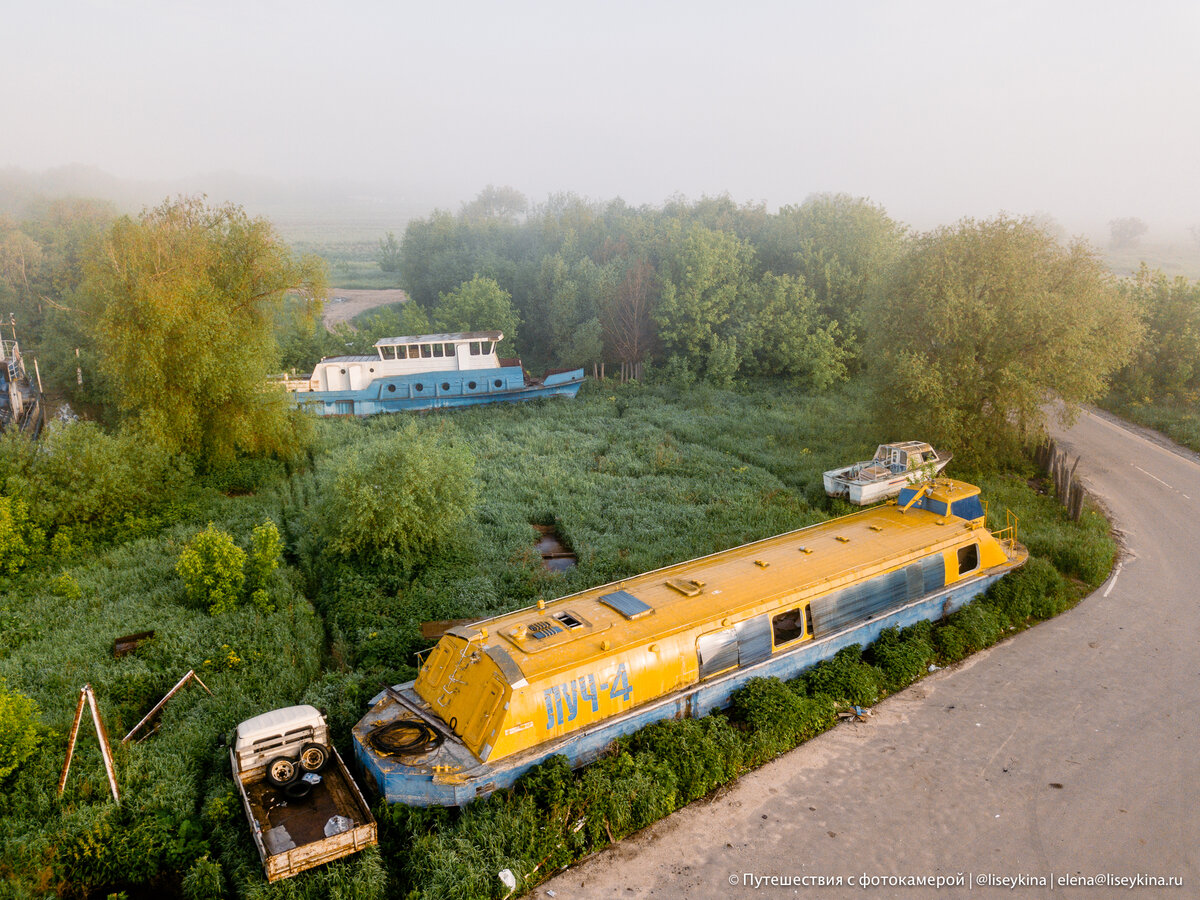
xmin=599 ymin=590 xmax=653 ymax=620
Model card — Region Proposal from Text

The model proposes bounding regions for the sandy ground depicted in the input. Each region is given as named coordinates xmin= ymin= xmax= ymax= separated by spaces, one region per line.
xmin=322 ymin=289 xmax=407 ymax=327
xmin=535 ymin=409 xmax=1200 ymax=899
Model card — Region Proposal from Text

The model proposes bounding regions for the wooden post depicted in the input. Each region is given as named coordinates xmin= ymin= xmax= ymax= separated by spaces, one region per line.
xmin=86 ymin=687 xmax=120 ymax=804
xmin=57 ymin=687 xmax=89 ymax=796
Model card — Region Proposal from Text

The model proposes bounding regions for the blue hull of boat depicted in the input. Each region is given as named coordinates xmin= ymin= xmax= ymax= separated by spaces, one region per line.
xmin=352 ymin=569 xmax=1009 ymax=806
xmin=297 ymin=366 xmax=585 ymax=416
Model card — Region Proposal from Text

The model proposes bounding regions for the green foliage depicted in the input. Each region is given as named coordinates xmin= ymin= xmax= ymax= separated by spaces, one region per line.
xmin=176 ymin=523 xmax=247 ymax=615
xmin=181 ymin=855 xmax=225 ymax=900
xmin=376 ymin=231 xmax=403 ymax=273
xmin=866 ymin=622 xmax=935 ymax=693
xmin=81 ymin=196 xmax=327 ymax=464
xmin=432 ymin=276 xmax=520 ymax=355
xmin=0 ymin=495 xmax=42 ymax=575
xmin=319 ymin=422 xmax=478 ymax=569
xmin=1111 ymin=266 xmax=1200 ymax=400
xmin=869 ymin=217 xmax=1142 ymax=469
xmin=246 ymin=519 xmax=283 ymax=610
xmin=0 ymin=679 xmax=41 ymax=779
xmin=800 ymin=644 xmax=883 ymax=706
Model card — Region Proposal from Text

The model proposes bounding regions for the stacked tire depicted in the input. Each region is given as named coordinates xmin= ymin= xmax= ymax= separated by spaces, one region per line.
xmin=266 ymin=742 xmax=329 ymax=799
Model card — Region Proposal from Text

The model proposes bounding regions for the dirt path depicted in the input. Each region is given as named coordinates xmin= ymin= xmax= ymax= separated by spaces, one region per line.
xmin=537 ymin=409 xmax=1199 ymax=899
xmin=322 ymin=289 xmax=407 ymax=327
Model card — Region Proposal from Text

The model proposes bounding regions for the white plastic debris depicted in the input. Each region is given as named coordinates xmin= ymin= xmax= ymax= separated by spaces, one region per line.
xmin=303 ymin=772 xmax=323 ymax=785
xmin=498 ymin=869 xmax=517 ymax=891
xmin=928 ymin=664 xmax=941 ymax=672
xmin=323 ymin=815 xmax=354 ymax=837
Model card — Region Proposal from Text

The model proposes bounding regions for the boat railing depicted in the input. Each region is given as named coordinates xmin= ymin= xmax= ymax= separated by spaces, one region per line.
xmin=990 ymin=508 xmax=1020 ymax=555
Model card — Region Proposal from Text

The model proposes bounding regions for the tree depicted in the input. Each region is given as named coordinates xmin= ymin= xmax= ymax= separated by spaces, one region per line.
xmin=460 ymin=185 xmax=529 ymax=223
xmin=1114 ymin=266 xmax=1200 ymax=398
xmin=320 ymin=423 xmax=477 ymax=568
xmin=735 ymin=273 xmax=849 ymax=389
xmin=176 ymin=524 xmax=247 ymax=615
xmin=1109 ymin=217 xmax=1148 ymax=249
xmin=653 ymin=222 xmax=754 ymax=376
xmin=600 ymin=258 xmax=656 ymax=378
xmin=376 ymin=231 xmax=402 ymax=273
xmin=0 ymin=680 xmax=41 ymax=780
xmin=432 ymin=276 xmax=520 ymax=354
xmin=81 ymin=197 xmax=326 ymax=464
xmin=870 ymin=217 xmax=1141 ymax=467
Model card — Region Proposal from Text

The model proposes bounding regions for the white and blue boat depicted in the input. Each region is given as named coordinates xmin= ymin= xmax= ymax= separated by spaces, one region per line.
xmin=291 ymin=331 xmax=585 ymax=416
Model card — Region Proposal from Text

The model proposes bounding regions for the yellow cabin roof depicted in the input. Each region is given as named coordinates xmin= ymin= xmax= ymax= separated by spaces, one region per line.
xmin=458 ymin=478 xmax=988 ymax=683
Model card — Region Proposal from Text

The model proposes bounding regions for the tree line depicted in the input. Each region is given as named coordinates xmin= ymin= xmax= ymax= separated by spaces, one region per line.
xmin=3 ymin=187 xmax=1196 ymax=472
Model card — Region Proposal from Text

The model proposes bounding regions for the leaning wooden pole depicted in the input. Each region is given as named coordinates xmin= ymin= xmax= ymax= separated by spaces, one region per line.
xmin=122 ymin=669 xmax=214 ymax=744
xmin=86 ymin=686 xmax=120 ymax=804
xmin=57 ymin=686 xmax=89 ymax=796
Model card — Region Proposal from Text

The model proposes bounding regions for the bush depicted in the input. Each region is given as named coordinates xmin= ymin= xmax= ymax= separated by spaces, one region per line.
xmin=800 ymin=644 xmax=883 ymax=706
xmin=319 ymin=423 xmax=478 ymax=569
xmin=0 ymin=495 xmax=43 ymax=575
xmin=0 ymin=680 xmax=42 ymax=780
xmin=732 ymin=677 xmax=837 ymax=763
xmin=867 ymin=623 xmax=936 ymax=693
xmin=176 ymin=524 xmax=247 ymax=615
xmin=245 ymin=519 xmax=283 ymax=611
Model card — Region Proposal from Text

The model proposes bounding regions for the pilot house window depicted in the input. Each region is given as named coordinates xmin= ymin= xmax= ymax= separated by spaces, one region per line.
xmin=469 ymin=341 xmax=482 ymax=355
xmin=772 ymin=607 xmax=805 ymax=646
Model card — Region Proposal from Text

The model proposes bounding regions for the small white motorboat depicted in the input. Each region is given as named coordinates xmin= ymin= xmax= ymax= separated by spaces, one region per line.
xmin=822 ymin=442 xmax=951 ymax=505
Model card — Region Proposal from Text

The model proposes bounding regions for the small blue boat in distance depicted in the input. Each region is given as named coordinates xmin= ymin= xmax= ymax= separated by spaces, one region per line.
xmin=290 ymin=331 xmax=585 ymax=416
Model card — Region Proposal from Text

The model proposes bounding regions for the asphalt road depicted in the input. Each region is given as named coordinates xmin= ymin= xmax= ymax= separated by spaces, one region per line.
xmin=537 ymin=410 xmax=1199 ymax=899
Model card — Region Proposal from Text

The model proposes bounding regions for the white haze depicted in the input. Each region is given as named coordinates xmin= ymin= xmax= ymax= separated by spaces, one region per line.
xmin=3 ymin=0 xmax=1199 ymax=234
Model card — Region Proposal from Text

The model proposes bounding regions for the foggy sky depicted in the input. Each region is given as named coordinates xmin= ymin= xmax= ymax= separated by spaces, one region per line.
xmin=4 ymin=0 xmax=1199 ymax=231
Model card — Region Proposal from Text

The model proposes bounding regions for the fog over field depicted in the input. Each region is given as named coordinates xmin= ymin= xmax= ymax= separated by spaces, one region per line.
xmin=4 ymin=1 xmax=1199 ymax=236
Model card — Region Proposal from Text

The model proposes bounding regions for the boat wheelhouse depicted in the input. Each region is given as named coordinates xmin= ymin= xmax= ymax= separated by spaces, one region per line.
xmin=353 ymin=477 xmax=1025 ymax=806
xmin=823 ymin=441 xmax=951 ymax=505
xmin=291 ymin=331 xmax=585 ymax=416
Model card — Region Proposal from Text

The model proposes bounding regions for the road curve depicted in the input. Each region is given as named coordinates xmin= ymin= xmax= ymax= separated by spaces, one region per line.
xmin=538 ymin=410 xmax=1200 ymax=899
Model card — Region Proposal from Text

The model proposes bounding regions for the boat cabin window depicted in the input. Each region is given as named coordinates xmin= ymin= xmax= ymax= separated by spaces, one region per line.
xmin=484 ymin=342 xmax=494 ymax=355
xmin=957 ymin=543 xmax=980 ymax=575
xmin=772 ymin=607 xmax=805 ymax=646
xmin=950 ymin=496 xmax=985 ymax=521
xmin=420 ymin=344 xmax=433 ymax=358
xmin=432 ymin=343 xmax=445 ymax=357
xmin=469 ymin=341 xmax=482 ymax=355
xmin=393 ymin=345 xmax=407 ymax=360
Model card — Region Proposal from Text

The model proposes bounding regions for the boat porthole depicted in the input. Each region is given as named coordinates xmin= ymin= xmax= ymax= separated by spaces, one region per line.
xmin=387 ymin=384 xmax=396 ymax=393
xmin=441 ymin=382 xmax=450 ymax=391
xmin=494 ymin=379 xmax=503 ymax=388
xmin=415 ymin=383 xmax=424 ymax=391
xmin=468 ymin=381 xmax=476 ymax=390
xmin=369 ymin=368 xmax=375 ymax=373
xmin=339 ymin=368 xmax=346 ymax=375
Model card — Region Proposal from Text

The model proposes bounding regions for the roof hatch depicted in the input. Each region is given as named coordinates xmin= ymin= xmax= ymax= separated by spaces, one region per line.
xmin=599 ymin=590 xmax=654 ymax=620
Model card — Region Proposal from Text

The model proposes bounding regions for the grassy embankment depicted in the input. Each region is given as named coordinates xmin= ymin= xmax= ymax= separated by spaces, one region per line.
xmin=0 ymin=377 xmax=1115 ymax=899
xmin=1097 ymin=390 xmax=1200 ymax=455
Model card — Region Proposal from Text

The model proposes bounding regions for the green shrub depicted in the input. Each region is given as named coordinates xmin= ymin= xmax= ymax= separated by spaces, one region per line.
xmin=319 ymin=423 xmax=478 ymax=569
xmin=181 ymin=855 xmax=224 ymax=900
xmin=0 ymin=495 xmax=43 ymax=575
xmin=0 ymin=680 xmax=42 ymax=779
xmin=867 ymin=623 xmax=936 ymax=693
xmin=176 ymin=524 xmax=247 ymax=615
xmin=800 ymin=644 xmax=883 ymax=706
xmin=733 ymin=677 xmax=837 ymax=763
xmin=246 ymin=519 xmax=283 ymax=612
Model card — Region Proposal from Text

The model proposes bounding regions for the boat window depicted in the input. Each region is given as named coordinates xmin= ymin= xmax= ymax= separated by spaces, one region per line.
xmin=484 ymin=342 xmax=493 ymax=354
xmin=772 ymin=607 xmax=805 ymax=646
xmin=697 ymin=628 xmax=738 ymax=678
xmin=395 ymin=345 xmax=407 ymax=360
xmin=805 ymin=605 xmax=814 ymax=637
xmin=927 ymin=499 xmax=949 ymax=516
xmin=469 ymin=342 xmax=481 ymax=355
xmin=420 ymin=344 xmax=432 ymax=358
xmin=957 ymin=543 xmax=980 ymax=575
xmin=408 ymin=345 xmax=419 ymax=358
xmin=951 ymin=496 xmax=985 ymax=521
xmin=441 ymin=382 xmax=450 ymax=391
xmin=468 ymin=381 xmax=477 ymax=390
xmin=432 ymin=343 xmax=444 ymax=357
xmin=444 ymin=343 xmax=455 ymax=356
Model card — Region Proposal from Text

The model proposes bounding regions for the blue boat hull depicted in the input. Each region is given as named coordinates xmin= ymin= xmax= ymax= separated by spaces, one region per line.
xmin=353 ymin=567 xmax=1011 ymax=806
xmin=297 ymin=366 xmax=585 ymax=416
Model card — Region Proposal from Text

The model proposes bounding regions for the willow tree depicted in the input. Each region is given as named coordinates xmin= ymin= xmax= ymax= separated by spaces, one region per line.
xmin=870 ymin=217 xmax=1141 ymax=467
xmin=82 ymin=197 xmax=326 ymax=464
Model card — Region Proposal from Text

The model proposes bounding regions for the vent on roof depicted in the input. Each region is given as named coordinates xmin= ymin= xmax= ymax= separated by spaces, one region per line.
xmin=527 ymin=620 xmax=563 ymax=639
xmin=666 ymin=577 xmax=704 ymax=597
xmin=599 ymin=590 xmax=654 ymax=620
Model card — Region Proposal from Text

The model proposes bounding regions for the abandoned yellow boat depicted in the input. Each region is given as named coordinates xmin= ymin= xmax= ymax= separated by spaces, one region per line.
xmin=353 ymin=478 xmax=1026 ymax=806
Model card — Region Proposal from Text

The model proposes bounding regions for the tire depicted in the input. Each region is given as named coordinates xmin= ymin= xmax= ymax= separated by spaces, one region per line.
xmin=266 ymin=755 xmax=299 ymax=788
xmin=298 ymin=742 xmax=329 ymax=773
xmin=284 ymin=779 xmax=312 ymax=800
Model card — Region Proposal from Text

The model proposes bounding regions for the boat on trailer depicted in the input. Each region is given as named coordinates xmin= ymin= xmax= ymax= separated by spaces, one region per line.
xmin=823 ymin=441 xmax=951 ymax=505
xmin=288 ymin=331 xmax=585 ymax=416
xmin=353 ymin=477 xmax=1025 ymax=806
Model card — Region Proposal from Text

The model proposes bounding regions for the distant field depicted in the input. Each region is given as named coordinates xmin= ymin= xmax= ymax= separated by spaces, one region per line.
xmin=1101 ymin=241 xmax=1200 ymax=279
xmin=324 ymin=290 xmax=407 ymax=326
